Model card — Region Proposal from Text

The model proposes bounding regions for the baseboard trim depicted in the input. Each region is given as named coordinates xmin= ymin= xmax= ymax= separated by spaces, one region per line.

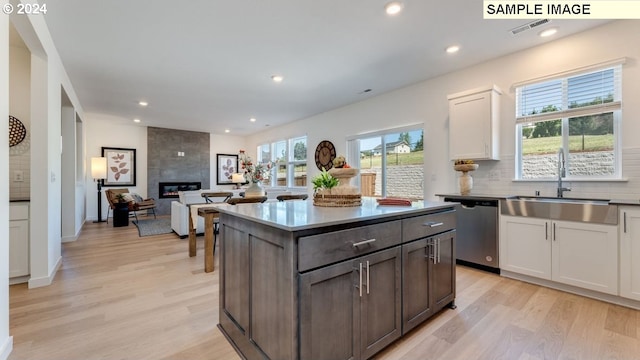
xmin=28 ymin=256 xmax=62 ymax=289
xmin=62 ymin=234 xmax=78 ymax=243
xmin=0 ymin=336 xmax=13 ymax=360
xmin=501 ymin=270 xmax=640 ymax=310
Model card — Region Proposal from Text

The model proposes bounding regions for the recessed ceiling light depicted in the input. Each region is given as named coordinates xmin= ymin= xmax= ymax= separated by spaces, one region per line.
xmin=138 ymin=101 xmax=148 ymax=107
xmin=446 ymin=45 xmax=460 ymax=54
xmin=133 ymin=118 xmax=141 ymax=123
xmin=385 ymin=1 xmax=403 ymax=15
xmin=539 ymin=28 xmax=558 ymax=37
xmin=250 ymin=117 xmax=256 ymax=122
xmin=225 ymin=129 xmax=230 ymax=133
xmin=271 ymin=75 xmax=284 ymax=83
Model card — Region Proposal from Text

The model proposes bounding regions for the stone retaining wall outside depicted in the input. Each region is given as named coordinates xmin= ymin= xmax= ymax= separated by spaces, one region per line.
xmin=522 ymin=151 xmax=614 ymax=178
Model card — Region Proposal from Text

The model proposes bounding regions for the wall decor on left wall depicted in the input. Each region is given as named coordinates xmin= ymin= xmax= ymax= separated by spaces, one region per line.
xmin=101 ymin=147 xmax=136 ymax=186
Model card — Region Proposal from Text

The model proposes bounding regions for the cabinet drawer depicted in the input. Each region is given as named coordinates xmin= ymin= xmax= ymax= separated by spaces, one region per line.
xmin=10 ymin=204 xmax=29 ymax=221
xmin=402 ymin=210 xmax=455 ymax=242
xmin=298 ymin=221 xmax=401 ymax=272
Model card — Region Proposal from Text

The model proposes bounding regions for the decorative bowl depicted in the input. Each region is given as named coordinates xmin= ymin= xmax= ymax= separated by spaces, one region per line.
xmin=453 ymin=164 xmax=479 ymax=172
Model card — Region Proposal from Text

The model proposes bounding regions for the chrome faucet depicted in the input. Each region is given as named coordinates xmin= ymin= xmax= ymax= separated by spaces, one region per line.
xmin=557 ymin=148 xmax=571 ymax=198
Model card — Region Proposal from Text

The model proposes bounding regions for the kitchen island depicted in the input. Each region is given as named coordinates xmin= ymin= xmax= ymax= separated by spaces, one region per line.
xmin=216 ymin=197 xmax=457 ymax=360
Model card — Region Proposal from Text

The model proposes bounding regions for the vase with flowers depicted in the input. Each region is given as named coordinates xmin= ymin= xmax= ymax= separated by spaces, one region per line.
xmin=239 ymin=150 xmax=272 ymax=197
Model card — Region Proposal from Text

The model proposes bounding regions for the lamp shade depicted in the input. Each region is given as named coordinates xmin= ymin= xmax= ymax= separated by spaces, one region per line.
xmin=231 ymin=173 xmax=245 ymax=183
xmin=91 ymin=157 xmax=107 ymax=179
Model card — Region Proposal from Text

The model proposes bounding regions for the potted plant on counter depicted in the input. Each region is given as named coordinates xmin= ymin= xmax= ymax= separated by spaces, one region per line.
xmin=312 ymin=157 xmax=362 ymax=207
xmin=312 ymin=168 xmax=339 ymax=197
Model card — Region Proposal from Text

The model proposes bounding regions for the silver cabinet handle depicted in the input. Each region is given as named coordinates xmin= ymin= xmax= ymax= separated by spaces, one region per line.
xmin=353 ymin=238 xmax=376 ymax=247
xmin=545 ymin=222 xmax=548 ymax=240
xmin=359 ymin=262 xmax=363 ymax=297
xmin=624 ymin=212 xmax=627 ymax=233
xmin=423 ymin=222 xmax=444 ymax=228
xmin=437 ymin=239 xmax=441 ymax=264
xmin=432 ymin=239 xmax=436 ymax=265
xmin=366 ymin=261 xmax=370 ymax=295
xmin=553 ymin=222 xmax=556 ymax=241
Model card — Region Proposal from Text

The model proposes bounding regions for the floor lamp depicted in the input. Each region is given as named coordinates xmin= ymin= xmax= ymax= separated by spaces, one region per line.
xmin=92 ymin=157 xmax=107 ymax=223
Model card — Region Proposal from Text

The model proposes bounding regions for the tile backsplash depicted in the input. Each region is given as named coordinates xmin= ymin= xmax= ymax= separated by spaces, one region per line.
xmin=463 ymin=148 xmax=640 ymax=201
xmin=9 ymin=133 xmax=31 ymax=199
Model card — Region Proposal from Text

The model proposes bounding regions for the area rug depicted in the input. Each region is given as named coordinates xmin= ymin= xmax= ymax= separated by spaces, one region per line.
xmin=132 ymin=218 xmax=173 ymax=237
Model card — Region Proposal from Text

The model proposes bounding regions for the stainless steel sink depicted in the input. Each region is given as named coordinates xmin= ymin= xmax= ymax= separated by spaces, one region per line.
xmin=514 ymin=195 xmax=610 ymax=205
xmin=501 ymin=196 xmax=618 ymax=225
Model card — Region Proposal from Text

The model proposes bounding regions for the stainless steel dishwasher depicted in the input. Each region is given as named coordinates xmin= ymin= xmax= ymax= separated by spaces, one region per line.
xmin=443 ymin=197 xmax=499 ymax=273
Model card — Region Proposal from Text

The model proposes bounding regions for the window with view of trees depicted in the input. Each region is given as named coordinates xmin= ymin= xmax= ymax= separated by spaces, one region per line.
xmin=257 ymin=136 xmax=307 ymax=187
xmin=347 ymin=126 xmax=424 ymax=200
xmin=515 ymin=64 xmax=621 ymax=179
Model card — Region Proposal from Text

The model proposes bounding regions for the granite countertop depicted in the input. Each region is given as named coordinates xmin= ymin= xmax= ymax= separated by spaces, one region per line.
xmin=215 ymin=197 xmax=455 ymax=231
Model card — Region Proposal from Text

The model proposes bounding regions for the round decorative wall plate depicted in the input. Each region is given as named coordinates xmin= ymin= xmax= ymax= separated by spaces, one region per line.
xmin=9 ymin=115 xmax=27 ymax=147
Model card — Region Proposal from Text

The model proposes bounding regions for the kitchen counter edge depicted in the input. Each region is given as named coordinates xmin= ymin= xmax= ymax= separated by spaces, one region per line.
xmin=216 ymin=197 xmax=455 ymax=232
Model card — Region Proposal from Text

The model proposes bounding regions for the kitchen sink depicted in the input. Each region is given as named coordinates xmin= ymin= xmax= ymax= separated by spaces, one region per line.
xmin=500 ymin=196 xmax=618 ymax=225
xmin=514 ymin=195 xmax=610 ymax=205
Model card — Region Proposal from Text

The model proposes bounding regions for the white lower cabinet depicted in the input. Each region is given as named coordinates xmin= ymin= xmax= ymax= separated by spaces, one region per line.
xmin=500 ymin=216 xmax=551 ymax=279
xmin=500 ymin=215 xmax=618 ymax=295
xmin=620 ymin=207 xmax=640 ymax=301
xmin=10 ymin=203 xmax=30 ymax=278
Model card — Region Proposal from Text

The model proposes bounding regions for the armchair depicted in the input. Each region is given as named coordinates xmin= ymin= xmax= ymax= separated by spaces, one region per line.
xmin=105 ymin=188 xmax=157 ymax=223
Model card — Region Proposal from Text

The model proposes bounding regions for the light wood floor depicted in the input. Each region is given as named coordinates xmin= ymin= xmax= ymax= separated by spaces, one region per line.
xmin=8 ymin=218 xmax=640 ymax=360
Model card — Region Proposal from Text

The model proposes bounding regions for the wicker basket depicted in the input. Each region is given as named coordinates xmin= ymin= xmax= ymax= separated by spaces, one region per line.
xmin=313 ymin=194 xmax=362 ymax=207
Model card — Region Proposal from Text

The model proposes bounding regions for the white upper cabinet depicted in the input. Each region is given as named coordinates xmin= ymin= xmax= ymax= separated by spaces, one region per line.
xmin=448 ymin=85 xmax=501 ymax=160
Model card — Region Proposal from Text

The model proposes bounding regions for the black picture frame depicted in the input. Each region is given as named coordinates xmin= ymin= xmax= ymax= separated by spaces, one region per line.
xmin=101 ymin=147 xmax=137 ymax=187
xmin=217 ymin=153 xmax=238 ymax=185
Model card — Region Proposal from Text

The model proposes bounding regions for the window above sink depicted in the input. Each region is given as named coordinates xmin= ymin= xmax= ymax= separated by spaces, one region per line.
xmin=514 ymin=60 xmax=623 ymax=181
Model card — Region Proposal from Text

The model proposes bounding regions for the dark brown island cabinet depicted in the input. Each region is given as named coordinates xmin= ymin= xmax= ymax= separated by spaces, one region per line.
xmin=216 ymin=199 xmax=456 ymax=360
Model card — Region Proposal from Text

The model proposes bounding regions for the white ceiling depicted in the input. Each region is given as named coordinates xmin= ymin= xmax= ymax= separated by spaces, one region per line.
xmin=39 ymin=0 xmax=609 ymax=135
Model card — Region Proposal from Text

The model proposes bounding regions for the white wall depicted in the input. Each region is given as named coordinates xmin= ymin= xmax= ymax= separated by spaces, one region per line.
xmin=8 ymin=44 xmax=30 ymax=199
xmin=246 ymin=20 xmax=640 ymax=200
xmin=8 ymin=5 xmax=87 ymax=290
xmin=84 ymin=114 xmax=148 ymax=221
xmin=1 ymin=9 xmax=12 ymax=360
xmin=210 ymin=134 xmax=246 ymax=189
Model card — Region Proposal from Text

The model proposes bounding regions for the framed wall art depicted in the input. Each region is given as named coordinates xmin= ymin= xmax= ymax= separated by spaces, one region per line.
xmin=101 ymin=147 xmax=137 ymax=187
xmin=217 ymin=153 xmax=238 ymax=185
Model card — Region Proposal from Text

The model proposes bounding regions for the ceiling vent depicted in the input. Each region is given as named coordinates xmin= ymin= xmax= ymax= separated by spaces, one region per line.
xmin=510 ymin=19 xmax=551 ymax=35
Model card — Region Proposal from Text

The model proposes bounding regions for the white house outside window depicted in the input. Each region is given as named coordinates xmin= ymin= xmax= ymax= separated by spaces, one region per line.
xmin=347 ymin=126 xmax=424 ymax=200
xmin=515 ymin=62 xmax=622 ymax=180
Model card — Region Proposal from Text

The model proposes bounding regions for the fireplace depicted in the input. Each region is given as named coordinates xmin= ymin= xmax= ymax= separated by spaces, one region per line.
xmin=159 ymin=182 xmax=202 ymax=198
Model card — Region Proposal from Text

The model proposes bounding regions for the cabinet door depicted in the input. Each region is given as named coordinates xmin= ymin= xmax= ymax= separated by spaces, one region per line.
xmin=360 ymin=247 xmax=402 ymax=360
xmin=552 ymin=220 xmax=618 ymax=295
xmin=9 ymin=219 xmax=29 ymax=278
xmin=449 ymin=90 xmax=492 ymax=160
xmin=300 ymin=259 xmax=358 ymax=360
xmin=402 ymin=238 xmax=432 ymax=333
xmin=220 ymin=223 xmax=250 ymax=336
xmin=620 ymin=208 xmax=640 ymax=301
xmin=432 ymin=232 xmax=456 ymax=310
xmin=500 ymin=215 xmax=551 ymax=280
